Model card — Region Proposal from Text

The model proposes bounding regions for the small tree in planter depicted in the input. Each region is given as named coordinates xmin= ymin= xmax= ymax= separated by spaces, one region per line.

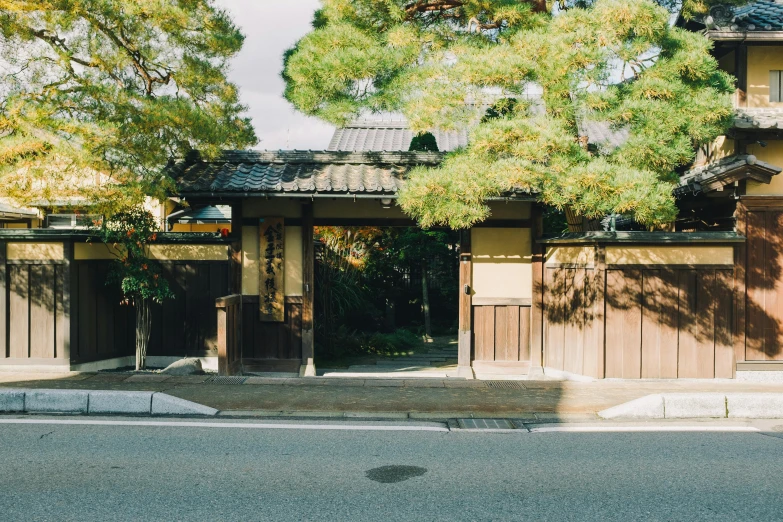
xmin=99 ymin=208 xmax=174 ymax=370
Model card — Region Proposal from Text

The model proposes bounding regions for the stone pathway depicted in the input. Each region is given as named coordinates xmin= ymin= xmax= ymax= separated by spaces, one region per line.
xmin=319 ymin=344 xmax=460 ymax=379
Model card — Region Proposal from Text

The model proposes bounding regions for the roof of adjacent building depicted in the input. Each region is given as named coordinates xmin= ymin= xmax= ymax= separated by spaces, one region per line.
xmin=734 ymin=107 xmax=783 ymax=129
xmin=327 ymin=119 xmax=469 ymax=152
xmin=167 ymin=205 xmax=231 ymax=223
xmin=677 ymin=153 xmax=782 ymax=195
xmin=577 ymin=119 xmax=631 ymax=152
xmin=173 ymin=150 xmax=445 ymax=196
xmin=700 ymin=1 xmax=783 ymax=39
xmin=0 ymin=202 xmax=38 ymax=219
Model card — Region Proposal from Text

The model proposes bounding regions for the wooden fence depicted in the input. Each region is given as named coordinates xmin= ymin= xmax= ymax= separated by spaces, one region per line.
xmin=0 ymin=236 xmax=231 ymax=367
xmin=534 ymin=234 xmax=743 ymax=379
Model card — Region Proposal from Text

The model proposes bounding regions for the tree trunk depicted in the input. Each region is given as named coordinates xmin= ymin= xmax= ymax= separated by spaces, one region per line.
xmin=421 ymin=262 xmax=432 ymax=341
xmin=135 ymin=297 xmax=152 ymax=370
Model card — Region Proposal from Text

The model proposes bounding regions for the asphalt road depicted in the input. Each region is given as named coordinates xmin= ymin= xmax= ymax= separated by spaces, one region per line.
xmin=1 ymin=418 xmax=782 ymax=521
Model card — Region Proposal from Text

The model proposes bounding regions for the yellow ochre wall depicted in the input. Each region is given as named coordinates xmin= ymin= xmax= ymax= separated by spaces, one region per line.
xmin=6 ymin=242 xmax=64 ymax=260
xmin=545 ymin=246 xmax=595 ymax=267
xmin=170 ymin=223 xmax=231 ymax=233
xmin=241 ymin=225 xmax=303 ymax=296
xmin=471 ymin=228 xmax=532 ymax=299
xmin=73 ymin=243 xmax=228 ymax=261
xmin=605 ymin=246 xmax=734 ymax=265
xmin=747 ymin=46 xmax=783 ymax=108
xmin=746 ymin=140 xmax=783 ymax=194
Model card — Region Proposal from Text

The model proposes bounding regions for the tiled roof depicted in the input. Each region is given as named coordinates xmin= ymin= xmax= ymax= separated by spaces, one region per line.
xmin=328 ymin=120 xmax=469 ymax=152
xmin=734 ymin=108 xmax=783 ymax=129
xmin=173 ymin=150 xmax=443 ymax=196
xmin=677 ymin=154 xmax=782 ymax=195
xmin=700 ymin=2 xmax=783 ymax=36
xmin=732 ymin=1 xmax=783 ymax=30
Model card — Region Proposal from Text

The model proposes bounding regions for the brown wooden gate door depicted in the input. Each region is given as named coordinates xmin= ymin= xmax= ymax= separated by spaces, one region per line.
xmin=738 ymin=198 xmax=783 ymax=362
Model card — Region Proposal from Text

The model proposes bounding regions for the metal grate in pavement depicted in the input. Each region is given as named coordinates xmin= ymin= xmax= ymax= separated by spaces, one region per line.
xmin=485 ymin=381 xmax=523 ymax=390
xmin=457 ymin=418 xmax=515 ymax=430
xmin=208 ymin=376 xmax=247 ymax=385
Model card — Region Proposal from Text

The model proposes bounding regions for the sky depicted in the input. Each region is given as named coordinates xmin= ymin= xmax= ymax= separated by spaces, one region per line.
xmin=216 ymin=1 xmax=334 ymax=151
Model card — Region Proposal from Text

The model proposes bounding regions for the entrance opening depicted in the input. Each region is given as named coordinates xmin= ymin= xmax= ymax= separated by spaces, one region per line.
xmin=313 ymin=226 xmax=460 ymax=377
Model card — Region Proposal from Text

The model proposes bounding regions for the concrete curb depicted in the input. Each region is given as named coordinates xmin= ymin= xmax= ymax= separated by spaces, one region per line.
xmin=0 ymin=388 xmax=217 ymax=416
xmin=598 ymin=392 xmax=783 ymax=419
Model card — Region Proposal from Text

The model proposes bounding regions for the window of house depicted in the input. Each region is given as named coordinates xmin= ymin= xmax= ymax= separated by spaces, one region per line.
xmin=771 ymin=70 xmax=783 ymax=102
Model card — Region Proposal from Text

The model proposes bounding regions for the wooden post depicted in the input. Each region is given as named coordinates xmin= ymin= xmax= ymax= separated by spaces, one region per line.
xmin=735 ymin=44 xmax=748 ymax=108
xmin=61 ymin=241 xmax=74 ymax=364
xmin=300 ymin=203 xmax=316 ymax=377
xmin=457 ymin=229 xmax=473 ymax=378
xmin=0 ymin=240 xmax=6 ymax=359
xmin=529 ymin=206 xmax=545 ymax=375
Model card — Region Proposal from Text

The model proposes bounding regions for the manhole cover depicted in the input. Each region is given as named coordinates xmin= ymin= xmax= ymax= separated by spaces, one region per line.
xmin=457 ymin=418 xmax=514 ymax=430
xmin=485 ymin=381 xmax=523 ymax=389
xmin=208 ymin=376 xmax=247 ymax=385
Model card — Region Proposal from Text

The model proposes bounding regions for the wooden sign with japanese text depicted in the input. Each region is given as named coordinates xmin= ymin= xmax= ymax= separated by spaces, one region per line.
xmin=259 ymin=217 xmax=285 ymax=322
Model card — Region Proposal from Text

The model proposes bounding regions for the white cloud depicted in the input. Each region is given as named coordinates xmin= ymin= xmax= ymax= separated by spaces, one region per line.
xmin=216 ymin=0 xmax=335 ymax=150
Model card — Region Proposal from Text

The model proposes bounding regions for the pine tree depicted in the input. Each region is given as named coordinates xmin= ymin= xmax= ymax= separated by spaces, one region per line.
xmin=283 ymin=0 xmax=736 ymax=229
xmin=0 ymin=0 xmax=256 ymax=212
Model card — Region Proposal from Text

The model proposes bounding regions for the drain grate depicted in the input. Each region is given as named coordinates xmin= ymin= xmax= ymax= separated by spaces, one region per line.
xmin=457 ymin=418 xmax=515 ymax=430
xmin=485 ymin=381 xmax=523 ymax=390
xmin=208 ymin=376 xmax=247 ymax=385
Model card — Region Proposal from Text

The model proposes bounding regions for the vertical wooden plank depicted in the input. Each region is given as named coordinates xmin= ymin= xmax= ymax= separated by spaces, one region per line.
xmin=543 ymin=267 xmax=565 ymax=370
xmin=530 ymin=205 xmax=544 ymax=369
xmin=473 ymin=306 xmax=491 ymax=361
xmin=78 ymin=263 xmax=96 ymax=361
xmin=518 ymin=306 xmax=531 ymax=362
xmin=659 ymin=269 xmax=680 ymax=379
xmin=766 ymin=211 xmax=783 ymax=360
xmin=259 ymin=217 xmax=285 ymax=322
xmin=622 ymin=270 xmax=642 ymax=379
xmin=94 ymin=263 xmax=111 ymax=358
xmin=9 ymin=265 xmax=29 ymax=359
xmin=641 ymin=269 xmax=662 ymax=379
xmin=494 ymin=306 xmax=507 ymax=361
xmin=458 ymin=229 xmax=472 ymax=374
xmin=29 ymin=265 xmax=55 ymax=359
xmin=605 ymin=270 xmax=642 ymax=378
xmin=733 ymin=204 xmax=747 ymax=365
xmin=0 ymin=241 xmax=6 ymax=359
xmin=746 ymin=210 xmax=766 ymax=361
xmin=564 ymin=268 xmax=586 ymax=375
xmin=590 ymin=247 xmax=607 ymax=379
xmin=507 ymin=305 xmax=520 ymax=362
xmin=301 ymin=204 xmax=314 ymax=374
xmin=678 ymin=270 xmax=699 ymax=378
xmin=695 ymin=270 xmax=717 ymax=378
xmin=65 ymin=247 xmax=77 ymax=362
xmin=287 ymin=300 xmax=303 ymax=360
xmin=715 ymin=269 xmax=735 ymax=378
xmin=54 ymin=265 xmax=65 ymax=359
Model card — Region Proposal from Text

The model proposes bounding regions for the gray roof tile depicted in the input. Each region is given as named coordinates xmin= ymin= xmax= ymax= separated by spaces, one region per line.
xmin=174 ymin=150 xmax=443 ymax=196
xmin=734 ymin=107 xmax=783 ymax=129
xmin=328 ymin=120 xmax=469 ymax=152
xmin=677 ymin=153 xmax=782 ymax=195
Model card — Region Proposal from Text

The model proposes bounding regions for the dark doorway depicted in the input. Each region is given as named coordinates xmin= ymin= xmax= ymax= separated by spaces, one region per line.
xmin=313 ymin=226 xmax=460 ymax=373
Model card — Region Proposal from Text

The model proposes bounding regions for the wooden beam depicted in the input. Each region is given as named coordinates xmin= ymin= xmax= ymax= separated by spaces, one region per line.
xmin=734 ymin=202 xmax=747 ymax=367
xmin=300 ymin=203 xmax=316 ymax=377
xmin=457 ymin=229 xmax=473 ymax=378
xmin=593 ymin=245 xmax=607 ymax=379
xmin=530 ymin=206 xmax=544 ymax=374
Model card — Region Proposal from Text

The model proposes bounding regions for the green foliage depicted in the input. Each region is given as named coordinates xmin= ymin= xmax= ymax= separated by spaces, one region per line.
xmin=284 ymin=0 xmax=735 ymax=229
xmin=0 ymin=0 xmax=256 ymax=213
xmin=98 ymin=207 xmax=174 ymax=304
xmin=409 ymin=132 xmax=439 ymax=152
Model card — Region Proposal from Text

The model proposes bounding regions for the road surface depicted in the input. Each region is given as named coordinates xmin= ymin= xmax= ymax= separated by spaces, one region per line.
xmin=1 ymin=417 xmax=781 ymax=521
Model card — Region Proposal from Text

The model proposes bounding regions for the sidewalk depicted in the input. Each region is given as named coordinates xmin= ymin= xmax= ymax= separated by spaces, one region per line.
xmin=3 ymin=372 xmax=783 ymax=418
